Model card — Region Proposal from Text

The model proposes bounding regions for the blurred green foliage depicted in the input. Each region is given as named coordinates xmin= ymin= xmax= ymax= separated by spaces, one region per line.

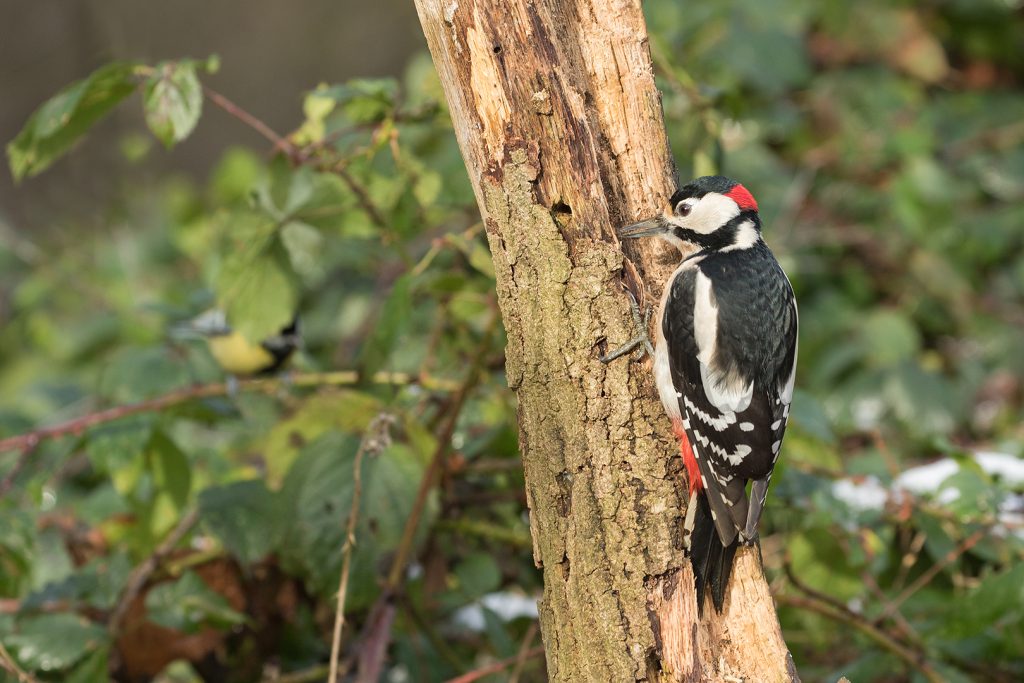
xmin=1 ymin=0 xmax=1023 ymax=681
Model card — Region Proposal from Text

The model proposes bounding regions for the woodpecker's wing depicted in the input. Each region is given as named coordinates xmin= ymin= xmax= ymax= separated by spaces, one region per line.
xmin=663 ymin=251 xmax=798 ymax=545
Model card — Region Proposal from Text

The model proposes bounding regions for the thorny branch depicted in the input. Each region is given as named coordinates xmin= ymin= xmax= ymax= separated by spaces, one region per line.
xmin=0 ymin=370 xmax=456 ymax=456
xmin=201 ymin=85 xmax=301 ymax=161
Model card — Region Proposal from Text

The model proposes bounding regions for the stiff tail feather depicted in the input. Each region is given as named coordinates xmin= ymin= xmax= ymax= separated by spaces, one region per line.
xmin=688 ymin=493 xmax=740 ymax=615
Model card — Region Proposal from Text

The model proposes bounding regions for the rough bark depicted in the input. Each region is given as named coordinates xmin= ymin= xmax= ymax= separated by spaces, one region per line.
xmin=412 ymin=1 xmax=799 ymax=680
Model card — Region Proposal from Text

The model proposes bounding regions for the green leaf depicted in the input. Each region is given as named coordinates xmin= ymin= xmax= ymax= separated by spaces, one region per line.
xmin=210 ymin=147 xmax=264 ymax=204
xmin=482 ymin=607 xmax=518 ymax=658
xmin=148 ymin=430 xmax=192 ymax=534
xmin=5 ymin=613 xmax=108 ymax=673
xmin=860 ymin=309 xmax=920 ymax=367
xmin=216 ymin=217 xmax=299 ymax=343
xmin=318 ymin=78 xmax=399 ymax=123
xmin=264 ymin=390 xmax=384 ymax=484
xmin=21 ymin=553 xmax=132 ymax=613
xmin=199 ymin=480 xmax=281 ymax=564
xmin=7 ymin=61 xmax=140 ymax=180
xmin=85 ymin=417 xmax=155 ymax=496
xmin=358 ymin=274 xmax=413 ymax=377
xmin=97 ymin=346 xmax=193 ymax=403
xmin=143 ymin=61 xmax=203 ymax=147
xmin=281 ymin=221 xmax=326 ymax=282
xmin=278 ymin=432 xmax=437 ymax=607
xmin=145 ymin=571 xmax=247 ymax=633
xmin=447 ymin=232 xmax=496 ymax=279
xmin=64 ymin=646 xmax=110 ymax=683
xmin=941 ymin=563 xmax=1024 ymax=638
xmin=451 ymin=553 xmax=501 ymax=604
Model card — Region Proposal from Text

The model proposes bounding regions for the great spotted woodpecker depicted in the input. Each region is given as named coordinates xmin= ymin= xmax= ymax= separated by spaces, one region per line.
xmin=606 ymin=176 xmax=798 ymax=614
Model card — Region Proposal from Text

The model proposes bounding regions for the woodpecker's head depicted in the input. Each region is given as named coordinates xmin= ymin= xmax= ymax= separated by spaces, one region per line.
xmin=619 ymin=176 xmax=761 ymax=252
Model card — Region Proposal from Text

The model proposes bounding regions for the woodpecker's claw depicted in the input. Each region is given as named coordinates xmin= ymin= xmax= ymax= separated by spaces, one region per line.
xmin=600 ymin=290 xmax=654 ymax=363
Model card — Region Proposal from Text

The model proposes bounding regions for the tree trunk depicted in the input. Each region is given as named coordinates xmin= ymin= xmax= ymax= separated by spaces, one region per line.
xmin=412 ymin=1 xmax=799 ymax=680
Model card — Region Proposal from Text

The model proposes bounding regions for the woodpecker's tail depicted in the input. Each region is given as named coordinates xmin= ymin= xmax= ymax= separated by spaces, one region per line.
xmin=689 ymin=493 xmax=739 ymax=616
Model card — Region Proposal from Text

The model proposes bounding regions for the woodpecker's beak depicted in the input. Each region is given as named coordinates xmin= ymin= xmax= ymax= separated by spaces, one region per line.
xmin=617 ymin=216 xmax=670 ymax=240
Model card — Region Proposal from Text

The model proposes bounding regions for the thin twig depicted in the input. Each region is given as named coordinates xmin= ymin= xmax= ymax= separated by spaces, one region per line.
xmin=354 ymin=309 xmax=498 ymax=681
xmin=329 ymin=438 xmax=366 ymax=683
xmin=398 ymin=595 xmax=467 ymax=671
xmin=0 ymin=442 xmax=37 ymax=496
xmin=261 ymin=662 xmax=336 ymax=683
xmin=335 ymin=166 xmax=388 ymax=229
xmin=329 ymin=414 xmax=395 ymax=682
xmin=776 ymin=593 xmax=943 ymax=683
xmin=859 ymin=570 xmax=926 ymax=654
xmin=108 ymin=509 xmax=200 ymax=639
xmin=879 ymin=527 xmax=986 ymax=621
xmin=508 ymin=621 xmax=540 ymax=683
xmin=0 ymin=641 xmax=40 ymax=683
xmin=385 ymin=310 xmax=498 ymax=590
xmin=892 ymin=529 xmax=927 ymax=594
xmin=436 ymin=519 xmax=532 ymax=547
xmin=0 ymin=370 xmax=457 ymax=455
xmin=443 ymin=646 xmax=545 ymax=683
xmin=202 ymin=85 xmax=300 ymax=161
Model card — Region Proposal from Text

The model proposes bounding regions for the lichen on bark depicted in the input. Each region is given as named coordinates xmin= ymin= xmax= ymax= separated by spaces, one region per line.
xmin=480 ymin=143 xmax=688 ymax=679
xmin=414 ymin=0 xmax=798 ymax=679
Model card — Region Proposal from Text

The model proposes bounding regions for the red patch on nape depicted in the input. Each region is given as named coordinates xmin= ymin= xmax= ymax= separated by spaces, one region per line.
xmin=725 ymin=184 xmax=758 ymax=212
xmin=672 ymin=419 xmax=703 ymax=496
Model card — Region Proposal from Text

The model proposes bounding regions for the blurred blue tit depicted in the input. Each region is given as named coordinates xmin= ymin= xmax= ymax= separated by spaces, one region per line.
xmin=180 ymin=310 xmax=300 ymax=377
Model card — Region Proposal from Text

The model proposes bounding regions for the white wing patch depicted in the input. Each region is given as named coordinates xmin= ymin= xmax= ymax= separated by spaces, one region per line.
xmin=701 ymin=364 xmax=754 ymax=413
xmin=693 ymin=270 xmax=754 ymax=413
xmin=693 ymin=272 xmax=717 ymax=366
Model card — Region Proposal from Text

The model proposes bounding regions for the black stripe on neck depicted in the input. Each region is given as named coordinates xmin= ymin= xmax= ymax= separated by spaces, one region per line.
xmin=676 ymin=213 xmax=761 ymax=251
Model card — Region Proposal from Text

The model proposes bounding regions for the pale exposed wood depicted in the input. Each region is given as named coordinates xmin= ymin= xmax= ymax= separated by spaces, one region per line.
xmin=413 ymin=1 xmax=798 ymax=680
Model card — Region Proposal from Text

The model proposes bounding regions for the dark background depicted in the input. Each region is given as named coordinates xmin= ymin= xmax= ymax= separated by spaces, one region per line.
xmin=1 ymin=0 xmax=424 ymax=232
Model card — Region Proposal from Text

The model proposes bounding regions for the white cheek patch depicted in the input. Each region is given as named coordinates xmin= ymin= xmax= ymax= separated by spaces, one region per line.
xmin=682 ymin=193 xmax=741 ymax=235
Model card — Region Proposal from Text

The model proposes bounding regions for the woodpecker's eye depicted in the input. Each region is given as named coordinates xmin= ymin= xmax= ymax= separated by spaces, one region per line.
xmin=675 ymin=201 xmax=693 ymax=217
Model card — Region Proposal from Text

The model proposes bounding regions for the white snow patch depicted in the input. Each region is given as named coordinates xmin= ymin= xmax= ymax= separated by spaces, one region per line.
xmin=893 ymin=459 xmax=960 ymax=496
xmin=831 ymin=476 xmax=888 ymax=512
xmin=452 ymin=591 xmax=539 ymax=632
xmin=851 ymin=397 xmax=885 ymax=430
xmin=975 ymin=451 xmax=1024 ymax=485
xmin=831 ymin=451 xmax=1024 ymax=523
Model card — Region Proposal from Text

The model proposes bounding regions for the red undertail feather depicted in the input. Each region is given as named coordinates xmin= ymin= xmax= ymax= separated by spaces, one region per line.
xmin=725 ymin=184 xmax=758 ymax=212
xmin=672 ymin=418 xmax=702 ymax=496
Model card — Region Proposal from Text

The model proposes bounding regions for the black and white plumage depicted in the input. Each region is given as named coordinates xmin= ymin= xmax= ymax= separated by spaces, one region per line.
xmin=618 ymin=176 xmax=798 ymax=614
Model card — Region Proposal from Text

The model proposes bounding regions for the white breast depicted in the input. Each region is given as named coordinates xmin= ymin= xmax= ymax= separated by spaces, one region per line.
xmin=653 ymin=257 xmax=704 ymax=421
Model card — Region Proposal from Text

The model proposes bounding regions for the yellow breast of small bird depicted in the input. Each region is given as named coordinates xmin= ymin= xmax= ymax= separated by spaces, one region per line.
xmin=206 ymin=332 xmax=276 ymax=376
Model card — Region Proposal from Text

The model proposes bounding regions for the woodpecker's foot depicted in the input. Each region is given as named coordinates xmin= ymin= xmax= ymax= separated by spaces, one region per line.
xmin=738 ymin=531 xmax=760 ymax=546
xmin=600 ymin=290 xmax=654 ymax=363
xmin=226 ymin=374 xmax=240 ymax=397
